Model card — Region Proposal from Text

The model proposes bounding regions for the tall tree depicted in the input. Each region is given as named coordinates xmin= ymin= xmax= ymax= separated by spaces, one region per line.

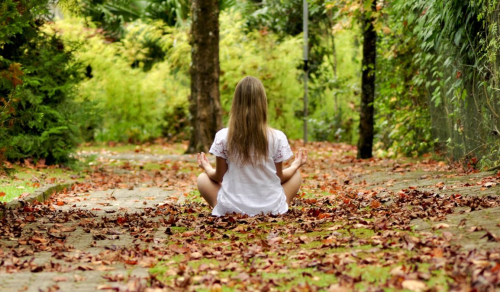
xmin=186 ymin=0 xmax=222 ymax=153
xmin=357 ymin=0 xmax=377 ymax=159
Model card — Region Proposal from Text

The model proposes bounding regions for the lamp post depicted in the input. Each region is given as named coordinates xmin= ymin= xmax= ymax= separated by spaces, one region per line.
xmin=303 ymin=0 xmax=308 ymax=144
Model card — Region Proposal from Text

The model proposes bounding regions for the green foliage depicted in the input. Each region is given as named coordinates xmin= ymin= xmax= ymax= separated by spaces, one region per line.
xmin=244 ymin=0 xmax=362 ymax=143
xmin=0 ymin=0 xmax=88 ymax=165
xmin=77 ymin=0 xmax=236 ymax=40
xmin=56 ymin=17 xmax=190 ymax=143
xmin=58 ymin=10 xmax=311 ymax=142
xmin=218 ymin=12 xmax=304 ymax=138
xmin=373 ymin=0 xmax=432 ymax=157
xmin=244 ymin=0 xmax=338 ymax=77
xmin=395 ymin=0 xmax=500 ymax=166
xmin=307 ymin=29 xmax=361 ymax=144
xmin=57 ymin=0 xmax=362 ymax=145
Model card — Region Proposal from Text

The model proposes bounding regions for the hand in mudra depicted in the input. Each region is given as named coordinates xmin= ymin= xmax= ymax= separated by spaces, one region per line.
xmin=291 ymin=149 xmax=308 ymax=169
xmin=197 ymin=152 xmax=213 ymax=171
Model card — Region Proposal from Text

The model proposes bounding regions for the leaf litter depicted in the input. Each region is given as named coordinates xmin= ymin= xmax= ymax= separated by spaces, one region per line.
xmin=1 ymin=142 xmax=500 ymax=291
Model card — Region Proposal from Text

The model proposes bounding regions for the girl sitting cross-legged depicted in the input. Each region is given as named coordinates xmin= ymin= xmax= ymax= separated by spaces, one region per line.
xmin=197 ymin=76 xmax=307 ymax=216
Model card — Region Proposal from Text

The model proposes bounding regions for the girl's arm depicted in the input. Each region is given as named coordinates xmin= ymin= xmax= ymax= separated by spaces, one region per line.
xmin=198 ymin=153 xmax=228 ymax=183
xmin=275 ymin=149 xmax=307 ymax=183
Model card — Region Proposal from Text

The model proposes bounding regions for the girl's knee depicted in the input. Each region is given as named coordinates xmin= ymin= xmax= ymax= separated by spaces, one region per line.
xmin=197 ymin=172 xmax=208 ymax=183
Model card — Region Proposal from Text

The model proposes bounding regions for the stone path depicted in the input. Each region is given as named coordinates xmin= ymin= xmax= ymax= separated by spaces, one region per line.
xmin=78 ymin=151 xmax=198 ymax=163
xmin=355 ymin=167 xmax=500 ymax=251
xmin=0 ymin=187 xmax=183 ymax=292
xmin=1 ymin=151 xmax=500 ymax=291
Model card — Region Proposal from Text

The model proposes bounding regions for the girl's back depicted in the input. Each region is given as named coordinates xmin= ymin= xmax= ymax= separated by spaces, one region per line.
xmin=209 ymin=128 xmax=292 ymax=216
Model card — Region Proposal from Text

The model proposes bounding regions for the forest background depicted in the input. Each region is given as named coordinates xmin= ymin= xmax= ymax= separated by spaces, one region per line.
xmin=2 ymin=0 xmax=500 ymax=169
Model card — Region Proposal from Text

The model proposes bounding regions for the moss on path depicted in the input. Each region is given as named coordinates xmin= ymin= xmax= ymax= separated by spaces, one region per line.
xmin=1 ymin=142 xmax=499 ymax=291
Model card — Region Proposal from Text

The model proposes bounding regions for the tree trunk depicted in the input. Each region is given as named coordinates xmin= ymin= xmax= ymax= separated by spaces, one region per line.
xmin=357 ymin=1 xmax=377 ymax=159
xmin=186 ymin=0 xmax=222 ymax=154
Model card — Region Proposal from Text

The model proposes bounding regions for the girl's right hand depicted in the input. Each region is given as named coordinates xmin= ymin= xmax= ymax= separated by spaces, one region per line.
xmin=197 ymin=152 xmax=213 ymax=171
xmin=291 ymin=149 xmax=308 ymax=169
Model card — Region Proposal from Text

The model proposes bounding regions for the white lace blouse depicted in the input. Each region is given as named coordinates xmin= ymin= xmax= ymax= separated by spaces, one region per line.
xmin=209 ymin=128 xmax=293 ymax=216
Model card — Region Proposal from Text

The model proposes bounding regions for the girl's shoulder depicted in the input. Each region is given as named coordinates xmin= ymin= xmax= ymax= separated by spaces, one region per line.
xmin=269 ymin=128 xmax=288 ymax=141
xmin=214 ymin=128 xmax=229 ymax=140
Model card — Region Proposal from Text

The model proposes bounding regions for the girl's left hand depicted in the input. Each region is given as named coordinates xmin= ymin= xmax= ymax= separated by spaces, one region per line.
xmin=197 ymin=152 xmax=213 ymax=171
xmin=291 ymin=149 xmax=308 ymax=169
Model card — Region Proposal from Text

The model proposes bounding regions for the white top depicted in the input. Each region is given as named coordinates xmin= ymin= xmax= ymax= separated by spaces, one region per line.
xmin=209 ymin=128 xmax=293 ymax=216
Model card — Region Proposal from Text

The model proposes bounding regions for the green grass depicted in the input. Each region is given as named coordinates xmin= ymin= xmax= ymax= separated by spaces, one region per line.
xmin=0 ymin=183 xmax=36 ymax=202
xmin=149 ymin=217 xmax=453 ymax=291
xmin=78 ymin=142 xmax=187 ymax=155
xmin=150 ymin=257 xmax=339 ymax=291
xmin=0 ymin=166 xmax=82 ymax=203
xmin=150 ymin=254 xmax=450 ymax=291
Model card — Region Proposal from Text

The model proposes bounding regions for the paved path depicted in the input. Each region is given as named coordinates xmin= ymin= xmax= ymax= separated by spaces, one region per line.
xmin=1 ymin=151 xmax=499 ymax=291
xmin=0 ymin=187 xmax=182 ymax=292
xmin=78 ymin=151 xmax=198 ymax=163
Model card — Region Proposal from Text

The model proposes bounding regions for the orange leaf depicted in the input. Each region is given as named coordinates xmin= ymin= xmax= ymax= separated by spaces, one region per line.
xmin=321 ymin=238 xmax=336 ymax=244
xmin=117 ymin=217 xmax=128 ymax=224
xmin=56 ymin=201 xmax=65 ymax=206
xmin=318 ymin=213 xmax=330 ymax=219
xmin=432 ymin=248 xmax=443 ymax=258
xmin=182 ymin=231 xmax=196 ymax=237
xmin=371 ymin=200 xmax=381 ymax=208
xmin=0 ymin=192 xmax=5 ymax=197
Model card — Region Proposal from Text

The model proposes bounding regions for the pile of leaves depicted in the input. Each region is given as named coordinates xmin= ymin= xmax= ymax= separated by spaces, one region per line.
xmin=1 ymin=186 xmax=500 ymax=290
xmin=1 ymin=142 xmax=500 ymax=291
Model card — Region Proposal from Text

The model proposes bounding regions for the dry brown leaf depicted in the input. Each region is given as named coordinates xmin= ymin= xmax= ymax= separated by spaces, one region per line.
xmin=402 ymin=280 xmax=427 ymax=292
xmin=432 ymin=223 xmax=450 ymax=230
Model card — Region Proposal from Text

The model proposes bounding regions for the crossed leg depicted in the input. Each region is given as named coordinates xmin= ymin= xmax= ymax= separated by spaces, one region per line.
xmin=197 ymin=171 xmax=302 ymax=208
xmin=197 ymin=173 xmax=220 ymax=207
xmin=283 ymin=170 xmax=302 ymax=205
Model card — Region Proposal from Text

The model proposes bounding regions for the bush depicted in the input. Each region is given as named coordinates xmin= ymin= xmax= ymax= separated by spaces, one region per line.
xmin=55 ymin=18 xmax=190 ymax=143
xmin=218 ymin=11 xmax=304 ymax=138
xmin=0 ymin=0 xmax=87 ymax=165
xmin=57 ymin=10 xmax=307 ymax=142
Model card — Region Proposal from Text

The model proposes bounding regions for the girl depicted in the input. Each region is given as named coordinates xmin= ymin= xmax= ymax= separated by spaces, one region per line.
xmin=197 ymin=76 xmax=307 ymax=216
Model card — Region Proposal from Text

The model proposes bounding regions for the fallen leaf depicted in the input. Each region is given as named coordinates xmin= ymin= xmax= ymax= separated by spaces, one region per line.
xmin=481 ymin=231 xmax=500 ymax=242
xmin=432 ymin=248 xmax=443 ymax=258
xmin=74 ymin=275 xmax=85 ymax=282
xmin=370 ymin=200 xmax=381 ymax=208
xmin=483 ymin=182 xmax=497 ymax=188
xmin=269 ymin=236 xmax=283 ymax=244
xmin=402 ymin=280 xmax=427 ymax=292
xmin=432 ymin=223 xmax=449 ymax=230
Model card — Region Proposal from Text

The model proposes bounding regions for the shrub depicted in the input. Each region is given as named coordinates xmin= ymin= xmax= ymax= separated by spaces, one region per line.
xmin=55 ymin=18 xmax=190 ymax=143
xmin=57 ymin=10 xmax=306 ymax=142
xmin=0 ymin=0 xmax=87 ymax=165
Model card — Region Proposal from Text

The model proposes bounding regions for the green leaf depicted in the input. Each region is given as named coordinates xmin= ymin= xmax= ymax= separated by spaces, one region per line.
xmin=454 ymin=27 xmax=464 ymax=46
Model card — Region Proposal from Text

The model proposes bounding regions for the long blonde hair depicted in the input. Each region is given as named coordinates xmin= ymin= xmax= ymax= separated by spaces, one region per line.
xmin=227 ymin=76 xmax=269 ymax=166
